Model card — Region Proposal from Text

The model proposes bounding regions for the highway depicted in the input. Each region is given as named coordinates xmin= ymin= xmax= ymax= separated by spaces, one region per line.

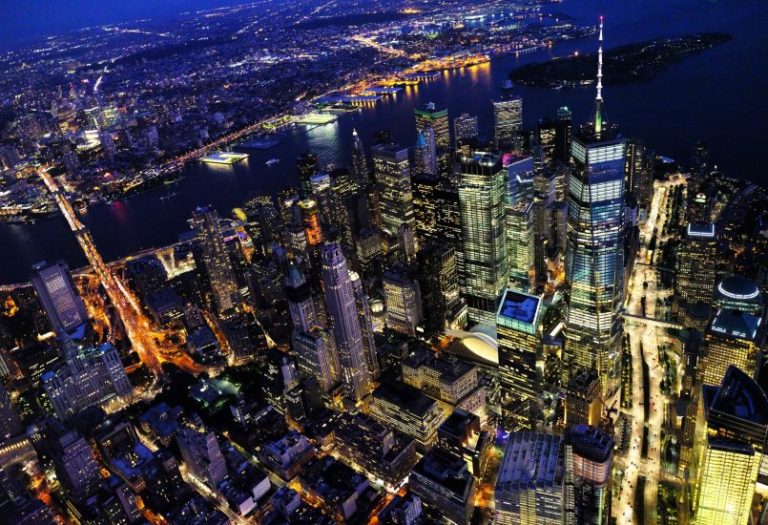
xmin=39 ymin=167 xmax=205 ymax=377
xmin=617 ymin=177 xmax=685 ymax=524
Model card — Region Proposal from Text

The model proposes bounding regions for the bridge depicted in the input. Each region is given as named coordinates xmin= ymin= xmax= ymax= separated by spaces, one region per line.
xmin=39 ymin=167 xmax=204 ymax=376
xmin=623 ymin=313 xmax=682 ymax=330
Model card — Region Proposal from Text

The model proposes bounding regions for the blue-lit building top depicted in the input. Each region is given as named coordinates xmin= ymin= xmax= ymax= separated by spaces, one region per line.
xmin=496 ymin=288 xmax=542 ymax=336
xmin=709 ymin=309 xmax=762 ymax=342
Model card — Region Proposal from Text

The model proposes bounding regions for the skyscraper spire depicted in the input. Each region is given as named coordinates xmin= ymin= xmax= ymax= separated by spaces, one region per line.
xmin=593 ymin=16 xmax=605 ymax=137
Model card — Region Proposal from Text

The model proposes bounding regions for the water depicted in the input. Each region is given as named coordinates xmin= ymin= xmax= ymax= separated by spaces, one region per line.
xmin=1 ymin=0 xmax=767 ymax=284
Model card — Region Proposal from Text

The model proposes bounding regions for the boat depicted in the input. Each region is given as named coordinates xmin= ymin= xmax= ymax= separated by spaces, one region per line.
xmin=201 ymin=151 xmax=249 ymax=165
xmin=239 ymin=136 xmax=281 ymax=150
xmin=266 ymin=158 xmax=280 ymax=167
xmin=160 ymin=191 xmax=180 ymax=202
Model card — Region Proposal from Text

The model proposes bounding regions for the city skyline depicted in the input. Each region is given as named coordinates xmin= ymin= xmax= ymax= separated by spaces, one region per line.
xmin=0 ymin=1 xmax=766 ymax=524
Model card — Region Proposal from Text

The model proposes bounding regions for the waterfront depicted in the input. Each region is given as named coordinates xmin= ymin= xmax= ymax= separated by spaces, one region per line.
xmin=1 ymin=0 xmax=767 ymax=284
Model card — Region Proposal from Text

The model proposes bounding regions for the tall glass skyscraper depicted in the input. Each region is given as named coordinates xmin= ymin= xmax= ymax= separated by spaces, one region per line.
xmin=191 ymin=205 xmax=240 ymax=315
xmin=506 ymin=156 xmax=535 ymax=292
xmin=563 ymin=18 xmax=626 ymax=398
xmin=321 ymin=242 xmax=373 ymax=402
xmin=372 ymin=143 xmax=414 ymax=238
xmin=30 ymin=260 xmax=88 ymax=338
xmin=458 ymin=151 xmax=508 ymax=325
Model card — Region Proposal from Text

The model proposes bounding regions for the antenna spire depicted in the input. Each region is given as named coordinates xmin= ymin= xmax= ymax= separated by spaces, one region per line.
xmin=593 ymin=16 xmax=605 ymax=137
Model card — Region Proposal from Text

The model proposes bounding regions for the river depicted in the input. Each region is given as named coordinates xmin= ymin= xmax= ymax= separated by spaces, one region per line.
xmin=1 ymin=0 xmax=767 ymax=284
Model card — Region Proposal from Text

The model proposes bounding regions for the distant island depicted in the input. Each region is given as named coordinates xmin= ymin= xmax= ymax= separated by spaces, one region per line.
xmin=509 ymin=33 xmax=731 ymax=88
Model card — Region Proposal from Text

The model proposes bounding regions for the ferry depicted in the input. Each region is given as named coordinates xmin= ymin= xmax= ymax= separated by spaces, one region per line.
xmin=201 ymin=151 xmax=249 ymax=165
xmin=266 ymin=158 xmax=280 ymax=167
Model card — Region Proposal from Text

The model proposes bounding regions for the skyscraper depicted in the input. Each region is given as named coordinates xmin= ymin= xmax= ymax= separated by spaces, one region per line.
xmin=702 ymin=309 xmax=762 ymax=385
xmin=414 ymin=102 xmax=450 ymax=150
xmin=675 ymin=223 xmax=718 ymax=309
xmin=285 ymin=264 xmax=317 ymax=333
xmin=350 ymin=129 xmax=369 ymax=188
xmin=291 ymin=328 xmax=339 ymax=394
xmin=191 ymin=205 xmax=240 ymax=314
xmin=418 ymin=242 xmax=462 ymax=335
xmin=412 ymin=128 xmax=437 ymax=176
xmin=506 ymin=156 xmax=535 ymax=292
xmin=297 ymin=151 xmax=319 ymax=198
xmin=350 ymin=270 xmax=379 ymax=380
xmin=564 ymin=424 xmax=613 ymax=525
xmin=383 ymin=267 xmax=423 ymax=337
xmin=692 ymin=366 xmax=768 ymax=525
xmin=495 ymin=431 xmax=567 ymax=524
xmin=30 ymin=261 xmax=88 ymax=338
xmin=493 ymin=94 xmax=523 ymax=150
xmin=0 ymin=386 xmax=21 ymax=440
xmin=454 ymin=113 xmax=479 ymax=144
xmin=496 ymin=289 xmax=543 ymax=430
xmin=458 ymin=151 xmax=508 ymax=325
xmin=48 ymin=425 xmax=102 ymax=501
xmin=321 ymin=242 xmax=373 ymax=402
xmin=563 ymin=18 xmax=626 ymax=397
xmin=372 ymin=144 xmax=414 ymax=238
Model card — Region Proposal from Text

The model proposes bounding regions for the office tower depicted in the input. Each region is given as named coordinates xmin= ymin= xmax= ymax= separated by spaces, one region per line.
xmin=297 ymin=151 xmax=319 ymax=197
xmin=298 ymin=198 xmax=324 ymax=247
xmin=536 ymin=107 xmax=573 ymax=167
xmin=702 ymin=309 xmax=762 ymax=385
xmin=418 ymin=242 xmax=462 ymax=336
xmin=351 ymin=129 xmax=369 ymax=188
xmin=191 ymin=205 xmax=239 ymax=314
xmin=410 ymin=447 xmax=475 ymax=525
xmin=30 ymin=260 xmax=88 ymax=338
xmin=292 ymin=328 xmax=338 ymax=393
xmin=372 ymin=143 xmax=414 ymax=238
xmin=713 ymin=275 xmax=763 ymax=314
xmin=321 ymin=242 xmax=373 ymax=402
xmin=176 ymin=425 xmax=228 ymax=489
xmin=334 ymin=413 xmax=418 ymax=489
xmin=506 ymin=156 xmax=535 ymax=291
xmin=676 ymin=223 xmax=718 ymax=309
xmin=350 ymin=270 xmax=379 ymax=380
xmin=496 ymin=289 xmax=543 ymax=430
xmin=285 ymin=264 xmax=317 ymax=333
xmin=458 ymin=151 xmax=508 ymax=325
xmin=415 ymin=102 xmax=451 ymax=178
xmin=495 ymin=432 xmax=567 ymax=525
xmin=564 ymin=425 xmax=613 ymax=525
xmin=563 ymin=19 xmax=626 ymax=397
xmin=454 ymin=113 xmax=479 ymax=143
xmin=42 ymin=342 xmax=132 ymax=420
xmin=412 ymin=173 xmax=441 ymax=245
xmin=370 ymin=381 xmax=446 ymax=451
xmin=564 ymin=369 xmax=603 ymax=427
xmin=0 ymin=386 xmax=21 ymax=440
xmin=493 ymin=94 xmax=523 ymax=150
xmin=383 ymin=267 xmax=423 ymax=337
xmin=414 ymin=102 xmax=450 ymax=150
xmin=412 ymin=128 xmax=437 ymax=176
xmin=355 ymin=227 xmax=382 ymax=275
xmin=49 ymin=426 xmax=102 ymax=501
xmin=625 ymin=139 xmax=653 ymax=210
xmin=692 ymin=366 xmax=768 ymax=525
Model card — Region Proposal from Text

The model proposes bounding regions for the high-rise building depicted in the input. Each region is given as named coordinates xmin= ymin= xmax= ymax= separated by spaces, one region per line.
xmin=493 ymin=94 xmax=523 ymax=150
xmin=48 ymin=425 xmax=102 ymax=501
xmin=297 ymin=151 xmax=319 ymax=198
xmin=496 ymin=289 xmax=543 ymax=430
xmin=506 ymin=156 xmax=535 ymax=291
xmin=292 ymin=328 xmax=338 ymax=393
xmin=383 ymin=267 xmax=423 ymax=337
xmin=191 ymin=205 xmax=240 ymax=314
xmin=702 ymin=309 xmax=762 ymax=385
xmin=350 ymin=129 xmax=369 ymax=188
xmin=321 ymin=242 xmax=373 ymax=402
xmin=412 ymin=128 xmax=437 ymax=176
xmin=285 ymin=264 xmax=317 ymax=333
xmin=30 ymin=261 xmax=88 ymax=338
xmin=298 ymin=199 xmax=324 ymax=247
xmin=418 ymin=242 xmax=462 ymax=335
xmin=625 ymin=139 xmax=654 ymax=210
xmin=0 ymin=386 xmax=22 ymax=440
xmin=414 ymin=102 xmax=450 ymax=150
xmin=176 ymin=425 xmax=228 ymax=489
xmin=537 ymin=108 xmax=572 ymax=166
xmin=564 ymin=424 xmax=613 ymax=525
xmin=692 ymin=366 xmax=768 ymax=525
xmin=563 ymin=19 xmax=626 ymax=397
xmin=713 ymin=275 xmax=763 ymax=315
xmin=676 ymin=223 xmax=718 ymax=308
xmin=495 ymin=431 xmax=567 ymax=525
xmin=564 ymin=369 xmax=603 ymax=428
xmin=454 ymin=113 xmax=479 ymax=143
xmin=350 ymin=270 xmax=379 ymax=380
xmin=410 ymin=447 xmax=475 ymax=525
xmin=370 ymin=381 xmax=447 ymax=451
xmin=42 ymin=342 xmax=132 ymax=420
xmin=372 ymin=144 xmax=414 ymax=238
xmin=458 ymin=151 xmax=508 ymax=325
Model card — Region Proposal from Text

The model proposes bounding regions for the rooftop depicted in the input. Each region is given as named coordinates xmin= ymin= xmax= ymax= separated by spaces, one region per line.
xmin=372 ymin=381 xmax=437 ymax=417
xmin=709 ymin=309 xmax=762 ymax=341
xmin=708 ymin=366 xmax=768 ymax=426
